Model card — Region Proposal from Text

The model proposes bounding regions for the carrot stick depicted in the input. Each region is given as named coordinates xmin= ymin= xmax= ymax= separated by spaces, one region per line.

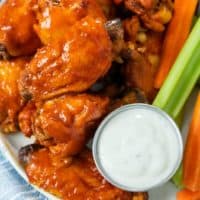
xmin=183 ymin=93 xmax=200 ymax=191
xmin=177 ymin=189 xmax=200 ymax=200
xmin=154 ymin=0 xmax=198 ymax=89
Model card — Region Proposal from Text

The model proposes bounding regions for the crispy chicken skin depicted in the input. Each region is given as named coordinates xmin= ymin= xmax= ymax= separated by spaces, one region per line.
xmin=25 ymin=147 xmax=136 ymax=200
xmin=0 ymin=0 xmax=41 ymax=56
xmin=114 ymin=0 xmax=173 ymax=32
xmin=20 ymin=0 xmax=112 ymax=101
xmin=19 ymin=94 xmax=109 ymax=156
xmin=0 ymin=59 xmax=27 ymax=133
xmin=125 ymin=50 xmax=158 ymax=101
xmin=123 ymin=17 xmax=163 ymax=101
xmin=34 ymin=0 xmax=107 ymax=44
xmin=18 ymin=102 xmax=36 ymax=137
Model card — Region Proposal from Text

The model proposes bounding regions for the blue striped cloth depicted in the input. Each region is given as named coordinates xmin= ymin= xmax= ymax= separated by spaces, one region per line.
xmin=0 ymin=151 xmax=47 ymax=200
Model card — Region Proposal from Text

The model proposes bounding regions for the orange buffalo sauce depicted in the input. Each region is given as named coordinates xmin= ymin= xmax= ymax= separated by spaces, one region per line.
xmin=25 ymin=148 xmax=134 ymax=200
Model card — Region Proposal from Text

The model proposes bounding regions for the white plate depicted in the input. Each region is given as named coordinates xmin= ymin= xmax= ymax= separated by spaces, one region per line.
xmin=0 ymin=89 xmax=198 ymax=200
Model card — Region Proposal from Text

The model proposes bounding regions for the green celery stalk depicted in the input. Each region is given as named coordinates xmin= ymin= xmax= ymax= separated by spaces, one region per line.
xmin=153 ymin=17 xmax=200 ymax=119
xmin=160 ymin=44 xmax=200 ymax=118
xmin=172 ymin=165 xmax=184 ymax=189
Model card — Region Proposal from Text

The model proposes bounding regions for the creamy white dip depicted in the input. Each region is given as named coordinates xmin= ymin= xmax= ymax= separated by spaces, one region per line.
xmin=93 ymin=104 xmax=183 ymax=191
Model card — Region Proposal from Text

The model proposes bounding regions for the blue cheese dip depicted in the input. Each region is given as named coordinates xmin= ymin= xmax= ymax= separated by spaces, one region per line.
xmin=92 ymin=104 xmax=183 ymax=191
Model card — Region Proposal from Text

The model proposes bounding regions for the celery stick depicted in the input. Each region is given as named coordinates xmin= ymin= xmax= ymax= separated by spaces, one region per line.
xmin=172 ymin=166 xmax=184 ymax=189
xmin=162 ymin=44 xmax=200 ymax=118
xmin=153 ymin=18 xmax=200 ymax=119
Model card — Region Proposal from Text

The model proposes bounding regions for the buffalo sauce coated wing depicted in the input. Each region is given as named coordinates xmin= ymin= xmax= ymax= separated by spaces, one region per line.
xmin=114 ymin=0 xmax=173 ymax=32
xmin=0 ymin=59 xmax=27 ymax=133
xmin=20 ymin=20 xmax=112 ymax=100
xmin=34 ymin=0 xmax=107 ymax=44
xmin=19 ymin=94 xmax=109 ymax=156
xmin=0 ymin=0 xmax=41 ymax=56
xmin=122 ymin=16 xmax=163 ymax=101
xmin=125 ymin=32 xmax=163 ymax=101
xmin=20 ymin=0 xmax=112 ymax=100
xmin=25 ymin=148 xmax=134 ymax=200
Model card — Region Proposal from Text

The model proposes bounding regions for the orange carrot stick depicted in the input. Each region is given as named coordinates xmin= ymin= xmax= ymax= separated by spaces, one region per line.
xmin=177 ymin=189 xmax=200 ymax=200
xmin=154 ymin=0 xmax=198 ymax=89
xmin=183 ymin=93 xmax=200 ymax=191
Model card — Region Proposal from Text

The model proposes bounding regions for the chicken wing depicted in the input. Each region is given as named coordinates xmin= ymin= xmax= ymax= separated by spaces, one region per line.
xmin=20 ymin=0 xmax=112 ymax=101
xmin=0 ymin=0 xmax=41 ymax=56
xmin=19 ymin=94 xmax=109 ymax=156
xmin=114 ymin=0 xmax=173 ymax=32
xmin=34 ymin=0 xmax=107 ymax=44
xmin=122 ymin=16 xmax=163 ymax=101
xmin=0 ymin=58 xmax=27 ymax=133
xmin=21 ymin=146 xmax=148 ymax=200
